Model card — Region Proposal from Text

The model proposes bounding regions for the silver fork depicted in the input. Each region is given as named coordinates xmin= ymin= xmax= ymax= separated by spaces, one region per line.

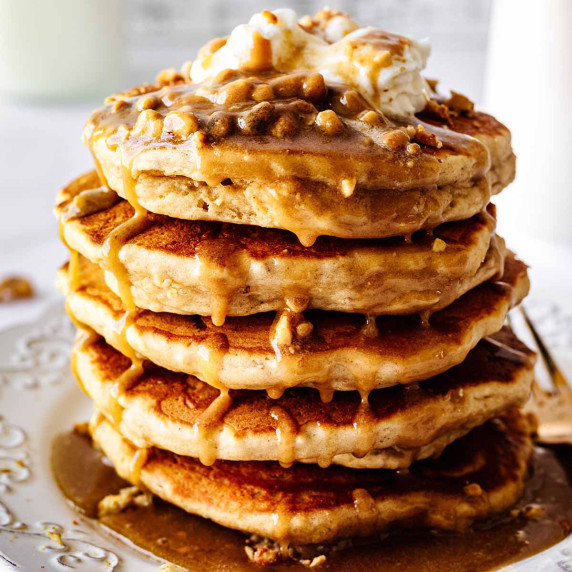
xmin=510 ymin=306 xmax=572 ymax=445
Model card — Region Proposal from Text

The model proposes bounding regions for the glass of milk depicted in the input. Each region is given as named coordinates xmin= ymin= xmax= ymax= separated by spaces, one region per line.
xmin=0 ymin=0 xmax=123 ymax=101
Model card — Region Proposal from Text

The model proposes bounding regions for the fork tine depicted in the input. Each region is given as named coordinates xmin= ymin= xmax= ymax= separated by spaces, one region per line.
xmin=509 ymin=307 xmax=553 ymax=393
xmin=520 ymin=306 xmax=571 ymax=393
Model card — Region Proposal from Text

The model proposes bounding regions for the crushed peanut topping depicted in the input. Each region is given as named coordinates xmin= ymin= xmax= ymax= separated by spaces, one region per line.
xmin=412 ymin=124 xmax=442 ymax=148
xmin=381 ymin=129 xmax=410 ymax=150
xmin=0 ymin=276 xmax=34 ymax=303
xmin=463 ymin=483 xmax=483 ymax=497
xmin=133 ymin=109 xmax=164 ymax=138
xmin=156 ymin=68 xmax=185 ymax=85
xmin=98 ymin=486 xmax=153 ymax=517
xmin=315 ymin=110 xmax=344 ymax=135
xmin=46 ymin=530 xmax=64 ymax=546
xmin=446 ymin=90 xmax=475 ymax=115
xmin=432 ymin=238 xmax=447 ymax=252
xmin=520 ymin=504 xmax=546 ymax=520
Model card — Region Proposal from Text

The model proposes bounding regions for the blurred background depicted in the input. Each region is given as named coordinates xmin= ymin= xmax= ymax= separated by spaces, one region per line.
xmin=1 ymin=0 xmax=571 ymax=332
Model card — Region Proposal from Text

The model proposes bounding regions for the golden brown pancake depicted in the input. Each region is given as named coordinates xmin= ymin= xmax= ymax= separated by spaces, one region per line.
xmin=59 ymin=254 xmax=529 ymax=394
xmin=90 ymin=408 xmax=534 ymax=545
xmin=75 ymin=328 xmax=534 ymax=469
xmin=56 ymin=172 xmax=504 ymax=320
xmin=83 ymin=70 xmax=509 ymax=244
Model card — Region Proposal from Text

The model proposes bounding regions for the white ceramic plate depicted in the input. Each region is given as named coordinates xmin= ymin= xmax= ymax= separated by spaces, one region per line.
xmin=0 ymin=304 xmax=571 ymax=571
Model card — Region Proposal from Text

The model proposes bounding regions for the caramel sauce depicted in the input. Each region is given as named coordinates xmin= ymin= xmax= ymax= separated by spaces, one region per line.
xmin=85 ymin=69 xmax=488 ymax=200
xmin=193 ymin=389 xmax=233 ymax=466
xmin=52 ymin=429 xmax=572 ymax=570
xmin=269 ymin=405 xmax=299 ymax=468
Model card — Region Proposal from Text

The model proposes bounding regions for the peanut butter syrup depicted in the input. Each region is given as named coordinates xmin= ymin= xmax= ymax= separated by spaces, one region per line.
xmin=52 ymin=429 xmax=572 ymax=571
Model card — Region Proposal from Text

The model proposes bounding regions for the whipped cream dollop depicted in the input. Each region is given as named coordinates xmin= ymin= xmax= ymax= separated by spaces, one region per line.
xmin=190 ymin=9 xmax=431 ymax=117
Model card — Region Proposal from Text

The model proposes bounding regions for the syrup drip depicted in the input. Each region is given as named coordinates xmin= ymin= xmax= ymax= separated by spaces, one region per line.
xmin=128 ymin=447 xmax=149 ymax=487
xmin=195 ymin=331 xmax=230 ymax=391
xmin=65 ymin=250 xmax=100 ymax=396
xmin=353 ymin=392 xmax=377 ymax=458
xmin=193 ymin=389 xmax=233 ymax=466
xmin=101 ymin=156 xmax=151 ymax=311
xmin=271 ymin=497 xmax=292 ymax=549
xmin=361 ymin=314 xmax=379 ymax=338
xmin=316 ymin=420 xmax=338 ymax=468
xmin=419 ymin=310 xmax=432 ymax=328
xmin=194 ymin=240 xmax=251 ymax=327
xmin=352 ymin=488 xmax=379 ymax=527
xmin=270 ymin=406 xmax=298 ymax=468
xmin=108 ymin=310 xmax=145 ymax=426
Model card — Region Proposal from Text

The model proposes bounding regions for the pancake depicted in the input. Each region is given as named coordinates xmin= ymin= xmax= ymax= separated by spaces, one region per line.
xmin=90 ymin=408 xmax=534 ymax=545
xmin=56 ymin=172 xmax=504 ymax=321
xmin=75 ymin=327 xmax=534 ymax=469
xmin=59 ymin=253 xmax=529 ymax=394
xmin=419 ymin=108 xmax=515 ymax=196
xmin=83 ymin=68 xmax=508 ymax=244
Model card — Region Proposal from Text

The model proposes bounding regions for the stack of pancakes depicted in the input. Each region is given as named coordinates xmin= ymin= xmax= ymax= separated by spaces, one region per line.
xmin=55 ymin=9 xmax=536 ymax=562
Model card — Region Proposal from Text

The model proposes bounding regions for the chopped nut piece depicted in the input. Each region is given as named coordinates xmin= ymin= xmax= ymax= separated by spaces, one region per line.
xmin=239 ymin=102 xmax=275 ymax=134
xmin=341 ymin=90 xmax=368 ymax=113
xmin=407 ymin=143 xmax=421 ymax=155
xmin=136 ymin=95 xmax=159 ymax=112
xmin=432 ymin=238 xmax=447 ymax=252
xmin=0 ymin=276 xmax=34 ymax=303
xmin=46 ymin=530 xmax=64 ymax=546
xmin=207 ymin=111 xmax=235 ymax=138
xmin=359 ymin=110 xmax=383 ymax=126
xmin=156 ymin=68 xmax=183 ymax=85
xmin=340 ymin=178 xmax=356 ymax=198
xmin=272 ymin=74 xmax=303 ymax=99
xmin=163 ymin=111 xmax=199 ymax=138
xmin=217 ymin=79 xmax=253 ymax=105
xmin=296 ymin=321 xmax=314 ymax=339
xmin=315 ymin=110 xmax=344 ymax=135
xmin=381 ymin=129 xmax=409 ymax=150
xmin=271 ymin=115 xmax=299 ymax=138
xmin=252 ymin=83 xmax=274 ymax=101
xmin=446 ymin=90 xmax=475 ymax=115
xmin=423 ymin=99 xmax=451 ymax=123
xmin=426 ymin=78 xmax=439 ymax=92
xmin=412 ymin=124 xmax=442 ymax=148
xmin=521 ymin=504 xmax=546 ymax=520
xmin=111 ymin=99 xmax=128 ymax=113
xmin=463 ymin=483 xmax=483 ymax=497
xmin=302 ymin=73 xmax=327 ymax=102
xmin=132 ymin=109 xmax=164 ymax=138
xmin=98 ymin=486 xmax=152 ymax=517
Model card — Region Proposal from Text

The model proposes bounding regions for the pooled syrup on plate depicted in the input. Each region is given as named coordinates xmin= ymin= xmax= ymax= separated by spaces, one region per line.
xmin=52 ymin=429 xmax=572 ymax=571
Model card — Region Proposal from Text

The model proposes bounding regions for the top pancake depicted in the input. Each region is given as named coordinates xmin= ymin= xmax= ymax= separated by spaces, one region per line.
xmin=84 ymin=70 xmax=512 ymax=243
